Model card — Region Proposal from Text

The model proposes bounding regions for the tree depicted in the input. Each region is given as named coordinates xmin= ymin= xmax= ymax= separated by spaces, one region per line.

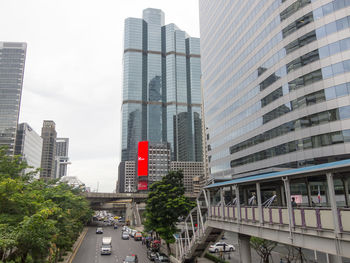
xmin=144 ymin=170 xmax=195 ymax=254
xmin=250 ymin=237 xmax=277 ymax=263
xmin=0 ymin=147 xmax=92 ymax=262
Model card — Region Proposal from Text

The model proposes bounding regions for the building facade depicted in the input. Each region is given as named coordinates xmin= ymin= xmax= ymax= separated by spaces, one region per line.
xmin=199 ymin=0 xmax=350 ymax=180
xmin=118 ymin=161 xmax=136 ymax=193
xmin=121 ymin=8 xmax=202 ymax=163
xmin=40 ymin=120 xmax=57 ymax=179
xmin=55 ymin=138 xmax=70 ymax=178
xmin=171 ymin=161 xmax=204 ymax=193
xmin=0 ymin=42 xmax=27 ymax=155
xmin=14 ymin=123 xmax=43 ymax=178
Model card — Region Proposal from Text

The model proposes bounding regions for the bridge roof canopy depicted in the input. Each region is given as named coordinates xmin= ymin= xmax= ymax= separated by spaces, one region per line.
xmin=205 ymin=158 xmax=350 ymax=189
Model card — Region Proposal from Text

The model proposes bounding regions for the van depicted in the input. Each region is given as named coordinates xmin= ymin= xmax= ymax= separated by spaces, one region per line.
xmin=101 ymin=237 xmax=112 ymax=255
xmin=134 ymin=232 xmax=142 ymax=241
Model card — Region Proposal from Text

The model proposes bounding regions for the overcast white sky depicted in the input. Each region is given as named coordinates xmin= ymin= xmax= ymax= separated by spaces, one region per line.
xmin=0 ymin=0 xmax=200 ymax=192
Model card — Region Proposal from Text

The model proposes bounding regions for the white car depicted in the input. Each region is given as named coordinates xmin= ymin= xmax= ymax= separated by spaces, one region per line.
xmin=209 ymin=242 xmax=235 ymax=253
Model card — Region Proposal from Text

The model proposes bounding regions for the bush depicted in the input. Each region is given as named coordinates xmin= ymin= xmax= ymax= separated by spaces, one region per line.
xmin=204 ymin=253 xmax=229 ymax=263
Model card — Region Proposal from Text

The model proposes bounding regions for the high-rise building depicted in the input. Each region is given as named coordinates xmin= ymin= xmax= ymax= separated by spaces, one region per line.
xmin=118 ymin=161 xmax=136 ymax=193
xmin=199 ymin=0 xmax=350 ymax=181
xmin=40 ymin=120 xmax=57 ymax=179
xmin=54 ymin=138 xmax=70 ymax=179
xmin=14 ymin=123 xmax=43 ymax=178
xmin=0 ymin=42 xmax=27 ymax=155
xmin=121 ymin=8 xmax=202 ymax=164
xmin=171 ymin=161 xmax=204 ymax=193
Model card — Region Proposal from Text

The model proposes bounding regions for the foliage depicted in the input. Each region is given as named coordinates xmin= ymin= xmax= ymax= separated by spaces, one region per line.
xmin=144 ymin=170 xmax=195 ymax=253
xmin=0 ymin=147 xmax=93 ymax=262
xmin=250 ymin=237 xmax=277 ymax=263
xmin=281 ymin=245 xmax=307 ymax=263
xmin=204 ymin=252 xmax=230 ymax=263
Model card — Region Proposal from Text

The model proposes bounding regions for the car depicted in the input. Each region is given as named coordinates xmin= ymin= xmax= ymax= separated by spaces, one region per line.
xmin=122 ymin=226 xmax=128 ymax=231
xmin=130 ymin=229 xmax=137 ymax=237
xmin=122 ymin=231 xmax=130 ymax=240
xmin=208 ymin=242 xmax=235 ymax=253
xmin=114 ymin=224 xmax=118 ymax=229
xmin=154 ymin=253 xmax=169 ymax=263
xmin=123 ymin=254 xmax=138 ymax=263
xmin=96 ymin=227 xmax=103 ymax=234
xmin=134 ymin=232 xmax=142 ymax=241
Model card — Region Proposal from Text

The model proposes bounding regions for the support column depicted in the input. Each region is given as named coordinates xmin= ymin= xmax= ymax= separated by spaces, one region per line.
xmin=207 ymin=190 xmax=211 ymax=217
xmin=256 ymin=182 xmax=263 ymax=225
xmin=283 ymin=177 xmax=294 ymax=242
xmin=236 ymin=185 xmax=241 ymax=221
xmin=327 ymin=173 xmax=340 ymax=235
xmin=239 ymin=234 xmax=252 ymax=263
xmin=220 ymin=188 xmax=224 ymax=220
xmin=343 ymin=177 xmax=349 ymax=207
xmin=304 ymin=178 xmax=312 ymax=207
xmin=327 ymin=173 xmax=342 ymax=263
xmin=281 ymin=185 xmax=286 ymax=206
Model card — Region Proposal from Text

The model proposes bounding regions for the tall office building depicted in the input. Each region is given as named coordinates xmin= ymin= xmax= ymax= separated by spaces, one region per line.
xmin=40 ymin=120 xmax=57 ymax=179
xmin=55 ymin=138 xmax=70 ymax=178
xmin=121 ymin=8 xmax=202 ymax=163
xmin=15 ymin=123 xmax=43 ymax=178
xmin=199 ymin=0 xmax=350 ymax=180
xmin=0 ymin=42 xmax=27 ymax=155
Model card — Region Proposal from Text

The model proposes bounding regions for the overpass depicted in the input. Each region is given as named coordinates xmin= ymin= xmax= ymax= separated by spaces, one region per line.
xmin=175 ymin=159 xmax=350 ymax=263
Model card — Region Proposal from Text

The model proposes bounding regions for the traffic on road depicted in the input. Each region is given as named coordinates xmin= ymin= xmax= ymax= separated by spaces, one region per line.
xmin=72 ymin=224 xmax=152 ymax=263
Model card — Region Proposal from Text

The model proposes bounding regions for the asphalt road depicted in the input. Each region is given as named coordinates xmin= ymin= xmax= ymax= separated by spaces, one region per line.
xmin=72 ymin=225 xmax=151 ymax=263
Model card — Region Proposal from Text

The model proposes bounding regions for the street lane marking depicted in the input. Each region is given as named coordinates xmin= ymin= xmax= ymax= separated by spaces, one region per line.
xmin=68 ymin=228 xmax=88 ymax=263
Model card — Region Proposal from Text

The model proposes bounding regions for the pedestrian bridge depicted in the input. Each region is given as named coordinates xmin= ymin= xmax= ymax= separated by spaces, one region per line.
xmin=175 ymin=159 xmax=350 ymax=263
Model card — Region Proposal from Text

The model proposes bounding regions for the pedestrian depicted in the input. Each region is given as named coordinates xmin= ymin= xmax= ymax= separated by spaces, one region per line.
xmin=146 ymin=239 xmax=150 ymax=249
xmin=223 ymin=243 xmax=226 ymax=252
xmin=291 ymin=197 xmax=297 ymax=207
xmin=142 ymin=236 xmax=145 ymax=245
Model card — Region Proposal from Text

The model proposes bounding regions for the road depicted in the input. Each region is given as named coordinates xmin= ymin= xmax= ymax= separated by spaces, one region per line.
xmin=73 ymin=225 xmax=151 ymax=263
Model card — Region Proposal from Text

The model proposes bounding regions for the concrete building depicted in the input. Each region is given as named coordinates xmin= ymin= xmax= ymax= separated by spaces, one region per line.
xmin=0 ymin=42 xmax=27 ymax=155
xmin=40 ymin=120 xmax=57 ymax=179
xmin=14 ymin=123 xmax=42 ymax=178
xmin=121 ymin=8 xmax=202 ymax=163
xmin=118 ymin=161 xmax=136 ymax=193
xmin=147 ymin=143 xmax=171 ymax=186
xmin=199 ymin=0 xmax=350 ymax=181
xmin=55 ymin=138 xmax=70 ymax=178
xmin=171 ymin=161 xmax=204 ymax=193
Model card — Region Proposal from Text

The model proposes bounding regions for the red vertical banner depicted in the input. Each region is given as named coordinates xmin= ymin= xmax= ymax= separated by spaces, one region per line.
xmin=137 ymin=141 xmax=148 ymax=176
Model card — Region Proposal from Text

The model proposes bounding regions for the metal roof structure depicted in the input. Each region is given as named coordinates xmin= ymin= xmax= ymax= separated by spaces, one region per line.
xmin=205 ymin=158 xmax=350 ymax=189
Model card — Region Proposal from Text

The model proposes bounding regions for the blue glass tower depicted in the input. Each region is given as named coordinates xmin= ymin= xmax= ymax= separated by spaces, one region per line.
xmin=121 ymin=8 xmax=202 ymax=162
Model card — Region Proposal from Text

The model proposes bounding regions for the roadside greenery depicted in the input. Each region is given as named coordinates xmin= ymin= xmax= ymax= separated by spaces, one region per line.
xmin=250 ymin=237 xmax=277 ymax=263
xmin=144 ymin=170 xmax=195 ymax=254
xmin=0 ymin=147 xmax=92 ymax=263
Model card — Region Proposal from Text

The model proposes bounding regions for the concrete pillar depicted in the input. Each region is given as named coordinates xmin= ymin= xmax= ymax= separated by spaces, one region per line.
xmin=220 ymin=188 xmax=224 ymax=220
xmin=306 ymin=178 xmax=312 ymax=207
xmin=238 ymin=234 xmax=251 ymax=263
xmin=256 ymin=182 xmax=263 ymax=225
xmin=207 ymin=190 xmax=211 ymax=217
xmin=281 ymin=185 xmax=286 ymax=206
xmin=236 ymin=185 xmax=241 ymax=221
xmin=326 ymin=172 xmax=340 ymax=235
xmin=342 ymin=177 xmax=349 ymax=207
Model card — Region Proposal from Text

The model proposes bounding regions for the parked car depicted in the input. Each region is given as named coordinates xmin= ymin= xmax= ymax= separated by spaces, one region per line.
xmin=96 ymin=227 xmax=103 ymax=234
xmin=122 ymin=231 xmax=130 ymax=240
xmin=123 ymin=254 xmax=138 ymax=263
xmin=130 ymin=229 xmax=137 ymax=237
xmin=147 ymin=249 xmax=157 ymax=261
xmin=122 ymin=226 xmax=128 ymax=231
xmin=154 ymin=253 xmax=169 ymax=263
xmin=134 ymin=232 xmax=142 ymax=241
xmin=209 ymin=242 xmax=235 ymax=253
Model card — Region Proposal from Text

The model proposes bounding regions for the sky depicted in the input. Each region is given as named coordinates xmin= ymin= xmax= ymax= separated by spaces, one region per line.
xmin=0 ymin=0 xmax=200 ymax=192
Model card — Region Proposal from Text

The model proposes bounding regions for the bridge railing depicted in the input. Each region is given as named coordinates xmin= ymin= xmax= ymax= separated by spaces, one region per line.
xmin=210 ymin=205 xmax=350 ymax=232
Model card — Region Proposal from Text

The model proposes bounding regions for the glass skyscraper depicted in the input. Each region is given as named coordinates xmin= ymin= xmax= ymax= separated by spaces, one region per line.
xmin=0 ymin=42 xmax=27 ymax=155
xmin=121 ymin=8 xmax=202 ymax=162
xmin=199 ymin=0 xmax=350 ymax=180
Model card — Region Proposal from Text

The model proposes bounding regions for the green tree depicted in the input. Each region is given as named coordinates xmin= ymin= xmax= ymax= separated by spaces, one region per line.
xmin=144 ymin=170 xmax=195 ymax=254
xmin=250 ymin=237 xmax=277 ymax=263
xmin=0 ymin=147 xmax=92 ymax=262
